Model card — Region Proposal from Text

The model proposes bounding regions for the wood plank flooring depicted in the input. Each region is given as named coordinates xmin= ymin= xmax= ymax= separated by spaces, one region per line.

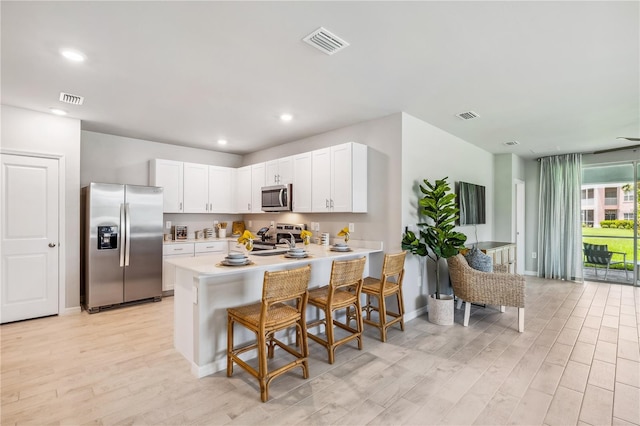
xmin=1 ymin=277 xmax=639 ymax=425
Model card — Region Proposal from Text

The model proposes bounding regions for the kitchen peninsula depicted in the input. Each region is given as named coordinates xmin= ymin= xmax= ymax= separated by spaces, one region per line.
xmin=167 ymin=241 xmax=383 ymax=378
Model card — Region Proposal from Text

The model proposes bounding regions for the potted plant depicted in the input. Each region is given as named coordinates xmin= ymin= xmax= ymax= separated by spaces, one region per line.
xmin=402 ymin=177 xmax=467 ymax=325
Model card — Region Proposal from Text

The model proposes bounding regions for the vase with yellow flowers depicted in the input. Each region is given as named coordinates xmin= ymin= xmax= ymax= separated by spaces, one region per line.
xmin=237 ymin=230 xmax=256 ymax=253
xmin=337 ymin=226 xmax=350 ymax=243
xmin=301 ymin=230 xmax=313 ymax=246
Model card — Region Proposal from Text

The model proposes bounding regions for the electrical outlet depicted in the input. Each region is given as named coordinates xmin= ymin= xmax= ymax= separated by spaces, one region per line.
xmin=213 ymin=220 xmax=218 ymax=226
xmin=248 ymin=220 xmax=252 ymax=228
xmin=532 ymin=252 xmax=537 ymax=259
xmin=165 ymin=221 xmax=171 ymax=229
xmin=270 ymin=221 xmax=274 ymax=227
xmin=349 ymin=223 xmax=355 ymax=233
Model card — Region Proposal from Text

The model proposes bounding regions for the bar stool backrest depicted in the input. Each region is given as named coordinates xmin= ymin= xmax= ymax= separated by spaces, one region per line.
xmin=330 ymin=257 xmax=366 ymax=292
xmin=262 ymin=265 xmax=312 ymax=305
xmin=380 ymin=251 xmax=407 ymax=287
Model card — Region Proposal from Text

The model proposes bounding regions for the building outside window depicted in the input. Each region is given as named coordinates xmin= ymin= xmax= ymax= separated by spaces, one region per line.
xmin=582 ymin=209 xmax=594 ymax=227
xmin=624 ymin=212 xmax=635 ymax=220
xmin=624 ymin=190 xmax=634 ymax=202
xmin=605 ymin=187 xmax=618 ymax=205
xmin=605 ymin=209 xmax=618 ymax=220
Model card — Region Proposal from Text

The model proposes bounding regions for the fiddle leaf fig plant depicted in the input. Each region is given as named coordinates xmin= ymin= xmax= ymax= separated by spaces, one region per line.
xmin=402 ymin=177 xmax=467 ymax=299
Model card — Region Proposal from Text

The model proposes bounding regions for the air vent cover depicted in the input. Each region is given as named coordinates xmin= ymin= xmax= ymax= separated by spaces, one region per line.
xmin=456 ymin=111 xmax=480 ymax=120
xmin=303 ymin=27 xmax=349 ymax=55
xmin=504 ymin=141 xmax=520 ymax=146
xmin=59 ymin=92 xmax=84 ymax=105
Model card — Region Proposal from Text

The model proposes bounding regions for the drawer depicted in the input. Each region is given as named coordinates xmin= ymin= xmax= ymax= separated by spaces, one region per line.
xmin=163 ymin=243 xmax=194 ymax=256
xmin=194 ymin=241 xmax=226 ymax=254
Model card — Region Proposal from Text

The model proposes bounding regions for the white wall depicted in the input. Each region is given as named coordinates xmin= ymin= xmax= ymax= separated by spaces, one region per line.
xmin=81 ymin=131 xmax=242 ymax=186
xmin=243 ymin=113 xmax=404 ymax=262
xmin=401 ymin=112 xmax=494 ymax=314
xmin=1 ymin=105 xmax=81 ymax=310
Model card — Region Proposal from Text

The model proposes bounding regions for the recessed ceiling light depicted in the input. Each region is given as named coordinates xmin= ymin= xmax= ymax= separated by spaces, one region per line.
xmin=280 ymin=113 xmax=293 ymax=122
xmin=217 ymin=139 xmax=228 ymax=145
xmin=49 ymin=108 xmax=67 ymax=116
xmin=60 ymin=48 xmax=86 ymax=62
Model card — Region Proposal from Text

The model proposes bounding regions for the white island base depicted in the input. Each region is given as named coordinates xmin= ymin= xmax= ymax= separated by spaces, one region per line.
xmin=168 ymin=242 xmax=383 ymax=378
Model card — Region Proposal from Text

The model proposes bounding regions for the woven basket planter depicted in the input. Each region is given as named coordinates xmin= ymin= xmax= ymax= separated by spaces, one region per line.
xmin=427 ymin=294 xmax=454 ymax=325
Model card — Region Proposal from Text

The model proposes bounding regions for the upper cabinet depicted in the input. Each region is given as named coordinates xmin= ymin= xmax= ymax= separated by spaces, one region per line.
xmin=208 ymin=166 xmax=234 ymax=213
xmin=183 ymin=162 xmax=209 ymax=213
xmin=150 ymin=142 xmax=367 ymax=215
xmin=151 ymin=160 xmax=234 ymax=213
xmin=311 ymin=142 xmax=367 ymax=213
xmin=251 ymin=163 xmax=266 ymax=213
xmin=292 ymin=152 xmax=312 ymax=212
xmin=265 ymin=156 xmax=293 ymax=186
xmin=150 ymin=159 xmax=184 ymax=213
xmin=235 ymin=166 xmax=252 ymax=214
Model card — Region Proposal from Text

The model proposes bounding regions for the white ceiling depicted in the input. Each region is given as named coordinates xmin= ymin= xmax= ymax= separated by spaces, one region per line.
xmin=2 ymin=1 xmax=638 ymax=159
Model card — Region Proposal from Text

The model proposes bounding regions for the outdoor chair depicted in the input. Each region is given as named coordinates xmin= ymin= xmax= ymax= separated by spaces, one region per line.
xmin=583 ymin=243 xmax=628 ymax=281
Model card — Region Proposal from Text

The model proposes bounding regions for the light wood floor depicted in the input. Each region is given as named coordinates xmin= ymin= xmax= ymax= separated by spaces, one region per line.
xmin=2 ymin=277 xmax=639 ymax=425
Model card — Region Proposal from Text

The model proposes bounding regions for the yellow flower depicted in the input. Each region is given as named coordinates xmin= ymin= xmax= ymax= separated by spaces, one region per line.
xmin=337 ymin=226 xmax=350 ymax=242
xmin=300 ymin=230 xmax=313 ymax=239
xmin=237 ymin=230 xmax=256 ymax=244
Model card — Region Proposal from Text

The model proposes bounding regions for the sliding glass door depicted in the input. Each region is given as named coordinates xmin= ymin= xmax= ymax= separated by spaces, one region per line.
xmin=582 ymin=162 xmax=638 ymax=286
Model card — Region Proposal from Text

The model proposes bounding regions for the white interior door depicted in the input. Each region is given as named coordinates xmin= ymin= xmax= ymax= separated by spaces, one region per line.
xmin=1 ymin=154 xmax=59 ymax=323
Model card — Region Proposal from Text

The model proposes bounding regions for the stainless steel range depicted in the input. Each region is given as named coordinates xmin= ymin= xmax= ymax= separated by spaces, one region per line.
xmin=252 ymin=223 xmax=307 ymax=253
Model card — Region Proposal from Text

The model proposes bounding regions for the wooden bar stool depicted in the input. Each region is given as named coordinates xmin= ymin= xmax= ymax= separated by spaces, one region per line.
xmin=362 ymin=251 xmax=407 ymax=342
xmin=307 ymin=257 xmax=366 ymax=364
xmin=227 ymin=264 xmax=311 ymax=402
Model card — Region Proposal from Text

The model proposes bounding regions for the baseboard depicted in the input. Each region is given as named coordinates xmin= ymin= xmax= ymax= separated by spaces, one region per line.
xmin=62 ymin=306 xmax=82 ymax=315
xmin=404 ymin=305 xmax=429 ymax=321
xmin=524 ymin=270 xmax=537 ymax=276
xmin=192 ymin=359 xmax=226 ymax=378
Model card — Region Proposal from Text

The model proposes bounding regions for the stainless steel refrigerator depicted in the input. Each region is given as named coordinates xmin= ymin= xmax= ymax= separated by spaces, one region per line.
xmin=82 ymin=183 xmax=163 ymax=313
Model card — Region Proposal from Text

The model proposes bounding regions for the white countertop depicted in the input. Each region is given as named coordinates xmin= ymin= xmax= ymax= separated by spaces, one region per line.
xmin=165 ymin=241 xmax=383 ymax=277
xmin=164 ymin=237 xmax=237 ymax=244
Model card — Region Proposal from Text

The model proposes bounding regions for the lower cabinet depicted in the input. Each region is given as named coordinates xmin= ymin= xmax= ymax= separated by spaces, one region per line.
xmin=163 ymin=241 xmax=227 ymax=293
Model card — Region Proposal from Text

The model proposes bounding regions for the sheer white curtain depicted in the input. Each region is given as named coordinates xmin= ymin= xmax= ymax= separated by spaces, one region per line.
xmin=537 ymin=153 xmax=583 ymax=281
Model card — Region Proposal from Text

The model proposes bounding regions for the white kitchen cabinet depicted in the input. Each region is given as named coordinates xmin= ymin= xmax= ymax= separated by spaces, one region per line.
xmin=162 ymin=243 xmax=195 ymax=292
xmin=265 ymin=156 xmax=293 ymax=185
xmin=250 ymin=162 xmax=265 ymax=213
xmin=194 ymin=241 xmax=227 ymax=255
xmin=183 ymin=162 xmax=209 ymax=213
xmin=311 ymin=142 xmax=367 ymax=213
xmin=150 ymin=159 xmax=184 ymax=213
xmin=235 ymin=166 xmax=252 ymax=213
xmin=292 ymin=152 xmax=312 ymax=212
xmin=208 ymin=166 xmax=234 ymax=213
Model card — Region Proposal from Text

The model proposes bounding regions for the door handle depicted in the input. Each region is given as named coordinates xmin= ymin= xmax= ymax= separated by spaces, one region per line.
xmin=119 ymin=203 xmax=125 ymax=267
xmin=125 ymin=203 xmax=131 ymax=266
xmin=48 ymin=243 xmax=56 ymax=248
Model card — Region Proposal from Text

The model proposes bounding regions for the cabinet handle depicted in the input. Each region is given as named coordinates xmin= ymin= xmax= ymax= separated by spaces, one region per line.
xmin=174 ymin=248 xmax=183 ymax=251
xmin=326 ymin=199 xmax=329 ymax=208
xmin=330 ymin=199 xmax=334 ymax=208
xmin=179 ymin=202 xmax=182 ymax=211
xmin=248 ymin=203 xmax=251 ymax=211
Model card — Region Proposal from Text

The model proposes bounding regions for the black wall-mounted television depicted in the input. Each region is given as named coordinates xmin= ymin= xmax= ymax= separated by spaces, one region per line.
xmin=457 ymin=181 xmax=486 ymax=225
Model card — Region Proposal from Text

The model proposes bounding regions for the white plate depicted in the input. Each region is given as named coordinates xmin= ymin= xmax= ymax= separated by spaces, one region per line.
xmin=227 ymin=252 xmax=246 ymax=259
xmin=225 ymin=257 xmax=248 ymax=264
xmin=285 ymin=253 xmax=309 ymax=259
xmin=220 ymin=259 xmax=252 ymax=266
xmin=330 ymin=247 xmax=352 ymax=252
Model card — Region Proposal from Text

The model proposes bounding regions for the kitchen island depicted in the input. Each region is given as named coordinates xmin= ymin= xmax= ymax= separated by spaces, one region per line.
xmin=166 ymin=241 xmax=383 ymax=378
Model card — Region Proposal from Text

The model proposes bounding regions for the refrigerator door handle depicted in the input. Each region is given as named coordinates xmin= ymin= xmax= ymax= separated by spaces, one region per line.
xmin=125 ymin=203 xmax=131 ymax=266
xmin=119 ymin=203 xmax=125 ymax=267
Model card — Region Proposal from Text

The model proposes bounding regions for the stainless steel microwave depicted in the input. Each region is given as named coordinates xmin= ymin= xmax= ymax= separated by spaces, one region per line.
xmin=261 ymin=184 xmax=292 ymax=212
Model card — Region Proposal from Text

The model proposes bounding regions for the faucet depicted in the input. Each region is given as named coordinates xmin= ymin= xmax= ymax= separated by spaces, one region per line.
xmin=279 ymin=232 xmax=296 ymax=248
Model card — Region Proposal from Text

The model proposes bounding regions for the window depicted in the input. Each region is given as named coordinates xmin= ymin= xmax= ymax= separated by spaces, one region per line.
xmin=582 ymin=209 xmax=594 ymax=226
xmin=581 ymin=189 xmax=594 ymax=200
xmin=624 ymin=190 xmax=634 ymax=202
xmin=605 ymin=209 xmax=618 ymax=220
xmin=624 ymin=213 xmax=635 ymax=220
xmin=605 ymin=187 xmax=618 ymax=205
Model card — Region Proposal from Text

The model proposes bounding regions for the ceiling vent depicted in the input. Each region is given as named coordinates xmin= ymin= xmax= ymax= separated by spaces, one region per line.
xmin=504 ymin=141 xmax=520 ymax=146
xmin=302 ymin=27 xmax=349 ymax=55
xmin=456 ymin=111 xmax=480 ymax=120
xmin=59 ymin=92 xmax=84 ymax=105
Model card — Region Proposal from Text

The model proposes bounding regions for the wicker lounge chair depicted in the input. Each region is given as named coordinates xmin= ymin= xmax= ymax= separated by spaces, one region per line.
xmin=447 ymin=254 xmax=525 ymax=332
